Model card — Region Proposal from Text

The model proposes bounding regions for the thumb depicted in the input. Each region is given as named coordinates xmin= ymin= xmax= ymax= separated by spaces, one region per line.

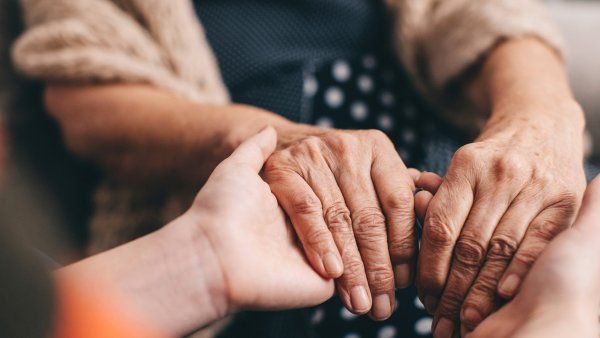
xmin=225 ymin=126 xmax=278 ymax=172
xmin=573 ymin=175 xmax=600 ymax=231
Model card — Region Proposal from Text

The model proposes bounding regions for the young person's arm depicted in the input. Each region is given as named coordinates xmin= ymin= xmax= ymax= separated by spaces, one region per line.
xmin=53 ymin=128 xmax=334 ymax=337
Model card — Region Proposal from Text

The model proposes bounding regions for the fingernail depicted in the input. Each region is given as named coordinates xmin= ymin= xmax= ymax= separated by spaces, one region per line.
xmin=424 ymin=295 xmax=438 ymax=314
xmin=434 ymin=318 xmax=454 ymax=338
xmin=499 ymin=274 xmax=520 ymax=297
xmin=462 ymin=307 xmax=482 ymax=327
xmin=394 ymin=264 xmax=412 ymax=289
xmin=371 ymin=294 xmax=392 ymax=320
xmin=350 ymin=286 xmax=371 ymax=313
xmin=322 ymin=253 xmax=343 ymax=277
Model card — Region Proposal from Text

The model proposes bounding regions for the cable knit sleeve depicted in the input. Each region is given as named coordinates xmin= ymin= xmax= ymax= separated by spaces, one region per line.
xmin=389 ymin=0 xmax=564 ymax=114
xmin=12 ymin=0 xmax=229 ymax=104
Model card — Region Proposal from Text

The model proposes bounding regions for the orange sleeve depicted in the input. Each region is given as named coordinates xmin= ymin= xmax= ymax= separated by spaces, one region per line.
xmin=52 ymin=280 xmax=166 ymax=338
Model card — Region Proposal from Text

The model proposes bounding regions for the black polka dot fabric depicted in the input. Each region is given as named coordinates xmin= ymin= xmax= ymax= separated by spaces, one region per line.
xmin=195 ymin=1 xmax=439 ymax=337
xmin=306 ymin=54 xmax=434 ymax=168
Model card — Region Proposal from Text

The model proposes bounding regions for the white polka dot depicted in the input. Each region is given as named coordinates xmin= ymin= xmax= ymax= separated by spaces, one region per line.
xmin=310 ymin=308 xmax=325 ymax=324
xmin=378 ymin=114 xmax=395 ymax=131
xmin=402 ymin=129 xmax=416 ymax=144
xmin=304 ymin=76 xmax=318 ymax=96
xmin=363 ymin=55 xmax=377 ymax=69
xmin=378 ymin=325 xmax=397 ymax=338
xmin=340 ymin=307 xmax=358 ymax=321
xmin=344 ymin=333 xmax=361 ymax=338
xmin=414 ymin=296 xmax=425 ymax=310
xmin=333 ymin=60 xmax=352 ymax=82
xmin=357 ymin=75 xmax=374 ymax=93
xmin=350 ymin=101 xmax=369 ymax=121
xmin=316 ymin=117 xmax=334 ymax=128
xmin=325 ymin=87 xmax=345 ymax=109
xmin=380 ymin=91 xmax=396 ymax=107
xmin=414 ymin=317 xmax=433 ymax=336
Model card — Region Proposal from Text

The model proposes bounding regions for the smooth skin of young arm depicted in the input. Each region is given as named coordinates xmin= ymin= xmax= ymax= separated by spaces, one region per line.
xmin=54 ymin=128 xmax=334 ymax=337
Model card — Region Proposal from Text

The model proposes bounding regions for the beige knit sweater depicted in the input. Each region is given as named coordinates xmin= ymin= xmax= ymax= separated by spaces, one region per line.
xmin=12 ymin=0 xmax=563 ymax=254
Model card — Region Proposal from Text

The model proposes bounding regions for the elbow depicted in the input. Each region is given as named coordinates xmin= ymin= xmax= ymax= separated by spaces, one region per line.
xmin=43 ymin=85 xmax=111 ymax=162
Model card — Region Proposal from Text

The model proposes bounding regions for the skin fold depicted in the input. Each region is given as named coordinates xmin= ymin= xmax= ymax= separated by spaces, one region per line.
xmin=44 ymin=37 xmax=586 ymax=325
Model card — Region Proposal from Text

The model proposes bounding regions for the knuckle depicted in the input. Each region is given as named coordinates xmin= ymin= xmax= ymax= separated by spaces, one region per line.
xmin=383 ymin=189 xmax=414 ymax=214
xmin=352 ymin=207 xmax=386 ymax=236
xmin=327 ymin=131 xmax=359 ymax=154
xmin=343 ymin=257 xmax=366 ymax=280
xmin=513 ymin=246 xmax=541 ymax=268
xmin=454 ymin=237 xmax=486 ymax=269
xmin=469 ymin=276 xmax=498 ymax=299
xmin=437 ymin=292 xmax=464 ymax=319
xmin=366 ymin=265 xmax=395 ymax=293
xmin=365 ymin=129 xmax=389 ymax=142
xmin=304 ymin=227 xmax=332 ymax=248
xmin=453 ymin=144 xmax=480 ymax=164
xmin=388 ymin=230 xmax=418 ymax=262
xmin=291 ymin=195 xmax=322 ymax=216
xmin=423 ymin=214 xmax=456 ymax=249
xmin=532 ymin=219 xmax=565 ymax=242
xmin=324 ymin=202 xmax=353 ymax=234
xmin=487 ymin=235 xmax=519 ymax=262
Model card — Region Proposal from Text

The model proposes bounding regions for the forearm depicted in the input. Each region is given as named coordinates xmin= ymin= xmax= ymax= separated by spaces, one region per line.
xmin=472 ymin=37 xmax=585 ymax=142
xmin=44 ymin=84 xmax=295 ymax=186
xmin=53 ymin=212 xmax=227 ymax=336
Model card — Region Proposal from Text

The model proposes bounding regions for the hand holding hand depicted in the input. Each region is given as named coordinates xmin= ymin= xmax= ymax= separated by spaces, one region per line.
xmin=415 ymin=112 xmax=586 ymax=337
xmin=467 ymin=176 xmax=600 ymax=338
xmin=188 ymin=127 xmax=334 ymax=314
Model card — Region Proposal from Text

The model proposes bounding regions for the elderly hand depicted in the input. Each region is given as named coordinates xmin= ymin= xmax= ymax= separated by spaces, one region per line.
xmin=467 ymin=176 xmax=600 ymax=338
xmin=189 ymin=127 xmax=334 ymax=314
xmin=263 ymin=125 xmax=417 ymax=320
xmin=416 ymin=101 xmax=586 ymax=337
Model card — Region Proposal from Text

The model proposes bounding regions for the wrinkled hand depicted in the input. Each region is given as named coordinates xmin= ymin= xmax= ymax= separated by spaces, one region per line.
xmin=264 ymin=126 xmax=417 ymax=320
xmin=467 ymin=176 xmax=600 ymax=338
xmin=189 ymin=127 xmax=334 ymax=313
xmin=416 ymin=123 xmax=586 ymax=337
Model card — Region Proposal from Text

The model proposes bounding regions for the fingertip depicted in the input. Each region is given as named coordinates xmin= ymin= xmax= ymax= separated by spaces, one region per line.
xmin=415 ymin=190 xmax=433 ymax=222
xmin=417 ymin=172 xmax=443 ymax=194
xmin=497 ymin=274 xmax=521 ymax=299
xmin=255 ymin=125 xmax=278 ymax=157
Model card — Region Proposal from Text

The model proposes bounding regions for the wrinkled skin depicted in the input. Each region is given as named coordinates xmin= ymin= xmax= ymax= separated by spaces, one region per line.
xmin=466 ymin=176 xmax=600 ymax=338
xmin=264 ymin=128 xmax=417 ymax=320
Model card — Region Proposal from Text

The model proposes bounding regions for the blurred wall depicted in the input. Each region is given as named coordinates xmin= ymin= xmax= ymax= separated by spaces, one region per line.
xmin=548 ymin=0 xmax=600 ymax=160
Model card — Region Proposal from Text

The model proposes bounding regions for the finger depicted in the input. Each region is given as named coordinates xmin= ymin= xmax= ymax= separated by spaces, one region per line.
xmin=498 ymin=203 xmax=575 ymax=299
xmin=266 ymin=169 xmax=342 ymax=279
xmin=407 ymin=168 xmax=422 ymax=184
xmin=417 ymin=169 xmax=475 ymax=315
xmin=417 ymin=172 xmax=444 ymax=194
xmin=335 ymin=155 xmax=395 ymax=321
xmin=460 ymin=192 xmax=541 ymax=331
xmin=372 ymin=145 xmax=417 ymax=289
xmin=302 ymin=158 xmax=372 ymax=314
xmin=433 ymin=188 xmax=514 ymax=338
xmin=415 ymin=190 xmax=434 ymax=223
xmin=225 ymin=126 xmax=277 ymax=172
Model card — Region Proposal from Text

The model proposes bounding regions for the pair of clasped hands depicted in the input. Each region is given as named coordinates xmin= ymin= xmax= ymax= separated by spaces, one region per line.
xmin=190 ymin=124 xmax=588 ymax=337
